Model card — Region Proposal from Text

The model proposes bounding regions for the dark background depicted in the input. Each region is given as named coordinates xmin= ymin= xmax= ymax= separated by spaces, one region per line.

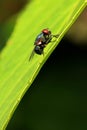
xmin=7 ymin=37 xmax=87 ymax=130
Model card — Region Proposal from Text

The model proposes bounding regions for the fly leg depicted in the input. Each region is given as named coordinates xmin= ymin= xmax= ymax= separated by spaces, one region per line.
xmin=51 ymin=34 xmax=60 ymax=42
xmin=52 ymin=34 xmax=59 ymax=38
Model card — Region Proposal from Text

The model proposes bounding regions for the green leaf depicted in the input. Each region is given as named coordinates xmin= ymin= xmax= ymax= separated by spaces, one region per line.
xmin=0 ymin=0 xmax=86 ymax=129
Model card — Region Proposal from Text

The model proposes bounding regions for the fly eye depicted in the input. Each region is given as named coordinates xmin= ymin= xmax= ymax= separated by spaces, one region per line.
xmin=42 ymin=29 xmax=49 ymax=34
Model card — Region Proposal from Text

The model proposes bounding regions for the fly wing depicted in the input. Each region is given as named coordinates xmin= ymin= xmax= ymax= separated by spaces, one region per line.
xmin=29 ymin=47 xmax=35 ymax=61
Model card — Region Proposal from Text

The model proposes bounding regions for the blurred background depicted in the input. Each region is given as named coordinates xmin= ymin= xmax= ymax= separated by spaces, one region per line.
xmin=0 ymin=0 xmax=87 ymax=130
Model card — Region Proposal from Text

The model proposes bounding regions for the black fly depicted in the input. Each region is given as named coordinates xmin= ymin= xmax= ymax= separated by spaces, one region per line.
xmin=29 ymin=28 xmax=59 ymax=60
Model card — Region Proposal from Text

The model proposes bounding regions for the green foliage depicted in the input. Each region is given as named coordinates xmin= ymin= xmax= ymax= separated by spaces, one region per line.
xmin=0 ymin=0 xmax=86 ymax=129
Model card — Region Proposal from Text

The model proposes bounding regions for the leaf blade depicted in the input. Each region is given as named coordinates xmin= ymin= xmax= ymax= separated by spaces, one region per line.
xmin=0 ymin=0 xmax=86 ymax=129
